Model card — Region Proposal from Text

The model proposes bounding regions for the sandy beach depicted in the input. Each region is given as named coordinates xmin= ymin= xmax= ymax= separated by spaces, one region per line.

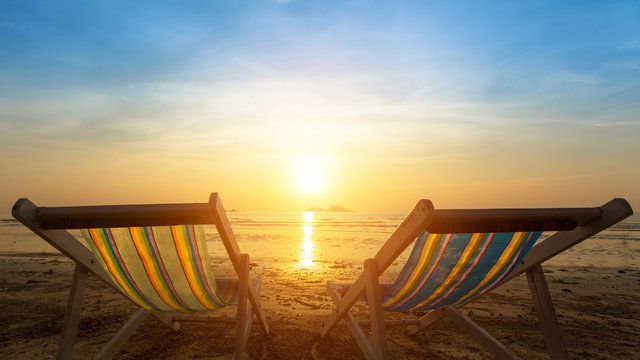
xmin=1 ymin=213 xmax=639 ymax=359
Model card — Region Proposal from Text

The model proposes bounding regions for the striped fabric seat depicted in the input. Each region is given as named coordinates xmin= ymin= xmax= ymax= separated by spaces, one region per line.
xmin=82 ymin=224 xmax=238 ymax=314
xmin=382 ymin=231 xmax=542 ymax=312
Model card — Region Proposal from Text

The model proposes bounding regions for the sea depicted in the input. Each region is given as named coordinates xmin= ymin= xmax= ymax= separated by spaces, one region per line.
xmin=1 ymin=211 xmax=639 ymax=272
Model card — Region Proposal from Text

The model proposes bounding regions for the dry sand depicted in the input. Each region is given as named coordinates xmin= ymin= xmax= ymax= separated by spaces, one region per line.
xmin=1 ymin=252 xmax=639 ymax=359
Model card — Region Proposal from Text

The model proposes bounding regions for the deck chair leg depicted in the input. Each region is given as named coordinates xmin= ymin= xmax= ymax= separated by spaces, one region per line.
xmin=94 ymin=308 xmax=151 ymax=360
xmin=57 ymin=264 xmax=88 ymax=360
xmin=151 ymin=312 xmax=180 ymax=331
xmin=211 ymin=193 xmax=269 ymax=337
xmin=444 ymin=306 xmax=521 ymax=360
xmin=326 ymin=282 xmax=376 ymax=360
xmin=526 ymin=265 xmax=568 ymax=360
xmin=406 ymin=308 xmax=446 ymax=335
xmin=364 ymin=259 xmax=390 ymax=360
xmin=243 ymin=275 xmax=262 ymax=338
xmin=247 ymin=285 xmax=269 ymax=336
xmin=234 ymin=254 xmax=251 ymax=360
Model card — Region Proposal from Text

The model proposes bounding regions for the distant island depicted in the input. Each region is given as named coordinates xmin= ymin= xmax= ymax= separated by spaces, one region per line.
xmin=305 ymin=205 xmax=353 ymax=212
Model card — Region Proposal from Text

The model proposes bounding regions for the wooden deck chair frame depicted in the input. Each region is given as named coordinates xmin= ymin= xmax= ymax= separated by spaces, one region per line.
xmin=319 ymin=198 xmax=633 ymax=360
xmin=12 ymin=192 xmax=269 ymax=360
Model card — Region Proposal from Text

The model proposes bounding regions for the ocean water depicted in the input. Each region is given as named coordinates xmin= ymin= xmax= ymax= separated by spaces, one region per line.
xmin=1 ymin=211 xmax=639 ymax=271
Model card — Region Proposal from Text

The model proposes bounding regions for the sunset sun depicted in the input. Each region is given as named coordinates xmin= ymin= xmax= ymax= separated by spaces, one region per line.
xmin=294 ymin=165 xmax=326 ymax=193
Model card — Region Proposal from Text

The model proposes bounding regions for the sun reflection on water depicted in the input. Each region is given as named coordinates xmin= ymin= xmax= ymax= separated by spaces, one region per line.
xmin=298 ymin=211 xmax=315 ymax=269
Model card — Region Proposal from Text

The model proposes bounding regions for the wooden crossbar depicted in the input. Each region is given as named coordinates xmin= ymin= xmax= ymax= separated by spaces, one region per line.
xmin=32 ymin=203 xmax=215 ymax=229
xmin=427 ymin=207 xmax=601 ymax=233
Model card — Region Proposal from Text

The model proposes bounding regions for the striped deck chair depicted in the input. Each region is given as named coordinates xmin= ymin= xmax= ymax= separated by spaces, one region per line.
xmin=320 ymin=198 xmax=632 ymax=360
xmin=12 ymin=193 xmax=268 ymax=360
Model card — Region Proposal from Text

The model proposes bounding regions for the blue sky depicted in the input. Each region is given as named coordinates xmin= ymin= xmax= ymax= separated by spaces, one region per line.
xmin=1 ymin=0 xmax=639 ymax=211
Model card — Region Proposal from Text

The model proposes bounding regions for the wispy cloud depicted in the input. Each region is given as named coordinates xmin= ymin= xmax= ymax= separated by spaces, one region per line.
xmin=587 ymin=121 xmax=640 ymax=127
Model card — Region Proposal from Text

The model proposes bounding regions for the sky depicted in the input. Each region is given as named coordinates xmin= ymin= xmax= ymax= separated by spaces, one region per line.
xmin=1 ymin=0 xmax=639 ymax=212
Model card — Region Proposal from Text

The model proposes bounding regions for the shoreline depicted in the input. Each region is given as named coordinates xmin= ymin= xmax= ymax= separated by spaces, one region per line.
xmin=1 ymin=252 xmax=638 ymax=359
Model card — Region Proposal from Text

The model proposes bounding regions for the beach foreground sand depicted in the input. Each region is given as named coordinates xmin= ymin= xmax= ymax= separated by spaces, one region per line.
xmin=1 ymin=252 xmax=639 ymax=359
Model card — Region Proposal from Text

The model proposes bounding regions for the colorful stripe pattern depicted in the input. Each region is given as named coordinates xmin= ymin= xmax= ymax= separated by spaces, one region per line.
xmin=382 ymin=231 xmax=541 ymax=312
xmin=81 ymin=225 xmax=238 ymax=313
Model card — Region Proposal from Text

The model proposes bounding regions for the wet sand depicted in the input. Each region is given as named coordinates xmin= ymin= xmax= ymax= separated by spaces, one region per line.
xmin=1 ymin=251 xmax=639 ymax=359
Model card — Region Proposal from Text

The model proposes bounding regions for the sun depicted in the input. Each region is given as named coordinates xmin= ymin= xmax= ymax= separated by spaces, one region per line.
xmin=294 ymin=165 xmax=326 ymax=193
